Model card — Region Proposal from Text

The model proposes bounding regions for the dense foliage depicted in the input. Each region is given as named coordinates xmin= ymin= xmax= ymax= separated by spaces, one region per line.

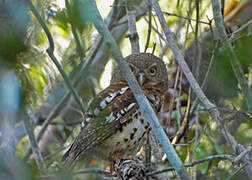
xmin=0 ymin=0 xmax=251 ymax=179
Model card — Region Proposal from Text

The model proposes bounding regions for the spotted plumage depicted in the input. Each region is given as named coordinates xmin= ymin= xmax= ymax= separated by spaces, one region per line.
xmin=62 ymin=53 xmax=168 ymax=166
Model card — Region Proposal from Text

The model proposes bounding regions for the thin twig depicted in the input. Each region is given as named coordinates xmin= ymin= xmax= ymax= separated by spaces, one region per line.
xmin=74 ymin=167 xmax=112 ymax=176
xmin=65 ymin=0 xmax=85 ymax=59
xmin=153 ymin=14 xmax=165 ymax=49
xmin=193 ymin=0 xmax=201 ymax=82
xmin=190 ymin=116 xmax=209 ymax=162
xmin=147 ymin=154 xmax=234 ymax=176
xmin=211 ymin=0 xmax=252 ymax=177
xmin=200 ymin=42 xmax=218 ymax=91
xmin=24 ymin=90 xmax=73 ymax=160
xmin=152 ymin=0 xmax=214 ymax=113
xmin=166 ymin=66 xmax=180 ymax=127
xmin=162 ymin=11 xmax=211 ymax=25
xmin=190 ymin=40 xmax=219 ymax=114
xmin=126 ymin=8 xmax=140 ymax=54
xmin=1 ymin=0 xmax=151 ymax=158
xmin=24 ymin=0 xmax=150 ymax=160
xmin=172 ymin=90 xmax=191 ymax=145
xmin=227 ymin=162 xmax=248 ymax=180
xmin=24 ymin=0 xmax=87 ymax=159
xmin=23 ymin=111 xmax=46 ymax=172
xmin=71 ymin=152 xmax=249 ymax=178
xmin=229 ymin=19 xmax=252 ymax=41
xmin=28 ymin=0 xmax=85 ymax=114
xmin=169 ymin=14 xmax=192 ymax=133
xmin=25 ymin=0 xmax=119 ymax=160
xmin=74 ymin=167 xmax=114 ymax=180
xmin=233 ymin=146 xmax=252 ymax=164
xmin=44 ymin=144 xmax=70 ymax=160
xmin=84 ymin=0 xmax=192 ymax=179
xmin=144 ymin=2 xmax=152 ymax=53
xmin=211 ymin=0 xmax=252 ymax=110
xmin=152 ymin=42 xmax=156 ymax=54
xmin=143 ymin=17 xmax=166 ymax=41
xmin=151 ymin=0 xmax=252 ymax=179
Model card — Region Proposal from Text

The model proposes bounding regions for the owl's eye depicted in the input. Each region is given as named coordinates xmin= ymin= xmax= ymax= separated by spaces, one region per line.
xmin=149 ymin=66 xmax=157 ymax=76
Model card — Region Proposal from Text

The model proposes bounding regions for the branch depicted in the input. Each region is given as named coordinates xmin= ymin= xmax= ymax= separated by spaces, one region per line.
xmin=233 ymin=146 xmax=252 ymax=164
xmin=147 ymin=154 xmax=234 ymax=176
xmin=230 ymin=19 xmax=252 ymax=41
xmin=152 ymin=0 xmax=252 ymax=178
xmin=24 ymin=0 xmax=86 ymax=159
xmin=74 ymin=152 xmax=251 ymax=179
xmin=74 ymin=167 xmax=112 ymax=176
xmin=211 ymin=0 xmax=252 ymax=110
xmin=211 ymin=0 xmax=252 ymax=178
xmin=227 ymin=162 xmax=249 ymax=180
xmin=4 ymin=0 xmax=150 ymax=158
xmin=28 ymin=0 xmax=85 ymax=114
xmin=193 ymin=0 xmax=201 ymax=81
xmin=126 ymin=8 xmax=140 ymax=53
xmin=0 ymin=1 xmax=149 ymax=160
xmin=23 ymin=111 xmax=46 ymax=171
xmin=190 ymin=40 xmax=219 ymax=114
xmin=151 ymin=0 xmax=215 ymax=109
xmin=162 ymin=11 xmax=211 ymax=25
xmin=65 ymin=0 xmax=85 ymax=59
xmin=24 ymin=91 xmax=72 ymax=159
xmin=144 ymin=3 xmax=152 ymax=52
xmin=83 ymin=0 xmax=192 ymax=179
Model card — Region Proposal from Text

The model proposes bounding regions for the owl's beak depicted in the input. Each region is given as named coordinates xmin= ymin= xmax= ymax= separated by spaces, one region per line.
xmin=138 ymin=73 xmax=146 ymax=86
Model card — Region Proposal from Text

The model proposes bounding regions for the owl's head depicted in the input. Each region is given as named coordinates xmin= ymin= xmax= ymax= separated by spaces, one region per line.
xmin=111 ymin=53 xmax=168 ymax=92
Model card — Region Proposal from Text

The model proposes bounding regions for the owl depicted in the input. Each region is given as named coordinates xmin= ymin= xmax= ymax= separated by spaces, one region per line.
xmin=62 ymin=53 xmax=168 ymax=166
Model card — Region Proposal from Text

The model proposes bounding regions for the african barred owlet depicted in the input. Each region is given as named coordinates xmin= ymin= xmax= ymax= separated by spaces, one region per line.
xmin=63 ymin=53 xmax=168 ymax=166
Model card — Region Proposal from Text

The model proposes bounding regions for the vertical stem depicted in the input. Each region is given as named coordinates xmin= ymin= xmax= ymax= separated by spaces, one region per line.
xmin=211 ymin=0 xmax=252 ymax=110
xmin=193 ymin=0 xmax=201 ymax=81
xmin=127 ymin=9 xmax=140 ymax=54
xmin=84 ymin=0 xmax=192 ymax=179
xmin=144 ymin=3 xmax=152 ymax=53
xmin=28 ymin=0 xmax=86 ymax=114
xmin=151 ymin=0 xmax=252 ymax=178
xmin=65 ymin=0 xmax=85 ymax=59
xmin=24 ymin=111 xmax=46 ymax=172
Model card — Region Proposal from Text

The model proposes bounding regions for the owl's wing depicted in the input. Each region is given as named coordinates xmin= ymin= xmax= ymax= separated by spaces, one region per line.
xmin=62 ymin=82 xmax=138 ymax=166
